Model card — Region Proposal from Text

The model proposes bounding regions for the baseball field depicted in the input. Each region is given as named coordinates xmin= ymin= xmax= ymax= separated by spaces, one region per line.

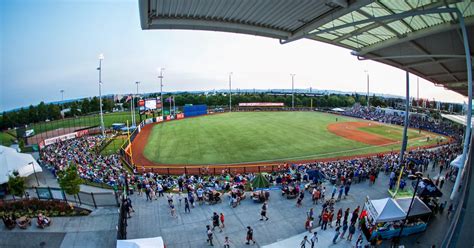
xmin=135 ymin=112 xmax=446 ymax=166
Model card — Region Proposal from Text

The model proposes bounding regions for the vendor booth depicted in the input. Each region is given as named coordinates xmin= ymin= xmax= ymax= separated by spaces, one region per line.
xmin=363 ymin=197 xmax=432 ymax=240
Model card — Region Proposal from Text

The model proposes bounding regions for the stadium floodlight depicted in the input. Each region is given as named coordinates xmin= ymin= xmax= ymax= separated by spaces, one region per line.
xmin=229 ymin=72 xmax=233 ymax=112
xmin=157 ymin=68 xmax=165 ymax=117
xmin=365 ymin=70 xmax=370 ymax=108
xmin=60 ymin=89 xmax=64 ymax=101
xmin=290 ymin=74 xmax=296 ymax=109
xmin=97 ymin=53 xmax=105 ymax=137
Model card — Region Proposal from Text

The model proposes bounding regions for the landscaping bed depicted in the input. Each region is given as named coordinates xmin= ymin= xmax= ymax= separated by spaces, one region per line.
xmin=0 ymin=199 xmax=91 ymax=219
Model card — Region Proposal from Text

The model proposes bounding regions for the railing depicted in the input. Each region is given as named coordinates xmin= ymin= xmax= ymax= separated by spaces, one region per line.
xmin=24 ymin=187 xmax=119 ymax=208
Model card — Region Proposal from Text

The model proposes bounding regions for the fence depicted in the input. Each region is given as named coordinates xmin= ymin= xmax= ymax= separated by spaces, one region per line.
xmin=26 ymin=187 xmax=119 ymax=208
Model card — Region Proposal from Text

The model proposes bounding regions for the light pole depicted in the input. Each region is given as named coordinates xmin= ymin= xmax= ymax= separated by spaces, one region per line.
xmin=60 ymin=90 xmax=64 ymax=102
xmin=133 ymin=81 xmax=140 ymax=126
xmin=97 ymin=54 xmax=105 ymax=137
xmin=396 ymin=171 xmax=423 ymax=244
xmin=290 ymin=74 xmax=296 ymax=109
xmin=365 ymin=70 xmax=370 ymax=108
xmin=229 ymin=72 xmax=233 ymax=112
xmin=28 ymin=162 xmax=40 ymax=187
xmin=158 ymin=68 xmax=165 ymax=117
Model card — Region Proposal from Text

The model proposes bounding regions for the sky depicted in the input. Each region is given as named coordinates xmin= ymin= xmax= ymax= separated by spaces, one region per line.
xmin=0 ymin=0 xmax=468 ymax=112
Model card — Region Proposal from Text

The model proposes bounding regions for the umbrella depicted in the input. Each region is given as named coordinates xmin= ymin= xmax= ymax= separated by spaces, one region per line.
xmin=251 ymin=174 xmax=270 ymax=189
xmin=415 ymin=179 xmax=443 ymax=198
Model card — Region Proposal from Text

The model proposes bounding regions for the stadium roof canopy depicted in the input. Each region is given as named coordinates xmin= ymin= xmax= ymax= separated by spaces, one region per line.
xmin=139 ymin=0 xmax=474 ymax=96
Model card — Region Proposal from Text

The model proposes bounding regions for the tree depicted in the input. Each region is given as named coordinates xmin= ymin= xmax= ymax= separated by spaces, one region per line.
xmin=8 ymin=171 xmax=26 ymax=198
xmin=58 ymin=163 xmax=82 ymax=203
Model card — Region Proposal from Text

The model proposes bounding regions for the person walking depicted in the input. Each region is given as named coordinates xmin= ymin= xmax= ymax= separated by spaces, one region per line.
xmin=310 ymin=232 xmax=318 ymax=248
xmin=440 ymin=178 xmax=445 ymax=189
xmin=337 ymin=185 xmax=344 ymax=201
xmin=145 ymin=186 xmax=152 ymax=201
xmin=297 ymin=191 xmax=304 ymax=207
xmin=223 ymin=236 xmax=232 ymax=248
xmin=307 ymin=207 xmax=314 ymax=220
xmin=447 ymin=203 xmax=454 ymax=218
xmin=336 ymin=208 xmax=342 ymax=226
xmin=260 ymin=202 xmax=269 ymax=221
xmin=347 ymin=223 xmax=356 ymax=241
xmin=220 ymin=213 xmax=225 ymax=228
xmin=245 ymin=226 xmax=256 ymax=245
xmin=331 ymin=185 xmax=337 ymax=199
xmin=343 ymin=208 xmax=350 ymax=224
xmin=355 ymin=234 xmax=363 ymax=248
xmin=300 ymin=236 xmax=310 ymax=248
xmin=206 ymin=225 xmax=214 ymax=246
xmin=328 ymin=210 xmax=334 ymax=228
xmin=321 ymin=211 xmax=329 ymax=230
xmin=170 ymin=203 xmax=177 ymax=218
xmin=212 ymin=212 xmax=222 ymax=232
xmin=332 ymin=226 xmax=341 ymax=244
xmin=184 ymin=197 xmax=191 ymax=213
xmin=340 ymin=221 xmax=348 ymax=239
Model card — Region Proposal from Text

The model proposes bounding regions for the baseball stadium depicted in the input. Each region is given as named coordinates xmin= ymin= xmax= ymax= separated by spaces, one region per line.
xmin=2 ymin=1 xmax=474 ymax=248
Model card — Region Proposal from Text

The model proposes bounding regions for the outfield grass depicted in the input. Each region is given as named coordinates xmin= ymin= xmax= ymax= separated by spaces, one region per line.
xmin=358 ymin=124 xmax=422 ymax=140
xmin=143 ymin=112 xmax=442 ymax=165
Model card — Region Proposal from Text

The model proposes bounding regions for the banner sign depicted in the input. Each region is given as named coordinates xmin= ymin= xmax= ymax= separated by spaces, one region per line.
xmin=176 ymin=113 xmax=185 ymax=119
xmin=41 ymin=129 xmax=90 ymax=148
xmin=238 ymin=102 xmax=284 ymax=107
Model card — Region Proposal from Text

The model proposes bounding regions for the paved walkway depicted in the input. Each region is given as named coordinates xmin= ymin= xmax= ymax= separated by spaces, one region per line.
xmin=126 ymin=175 xmax=391 ymax=247
xmin=126 ymin=170 xmax=456 ymax=248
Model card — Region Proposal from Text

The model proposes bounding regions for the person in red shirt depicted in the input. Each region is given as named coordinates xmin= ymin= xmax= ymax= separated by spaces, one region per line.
xmin=220 ymin=213 xmax=225 ymax=228
xmin=322 ymin=211 xmax=329 ymax=230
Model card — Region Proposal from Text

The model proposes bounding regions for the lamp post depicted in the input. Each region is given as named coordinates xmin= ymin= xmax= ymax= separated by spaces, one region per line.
xmin=290 ymin=74 xmax=296 ymax=109
xmin=396 ymin=171 xmax=423 ymax=243
xmin=229 ymin=72 xmax=233 ymax=112
xmin=97 ymin=54 xmax=105 ymax=137
xmin=158 ymin=68 xmax=165 ymax=117
xmin=28 ymin=162 xmax=40 ymax=187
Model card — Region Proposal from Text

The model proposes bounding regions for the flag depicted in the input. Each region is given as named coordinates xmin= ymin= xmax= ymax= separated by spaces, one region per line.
xmin=166 ymin=96 xmax=174 ymax=103
xmin=125 ymin=95 xmax=132 ymax=102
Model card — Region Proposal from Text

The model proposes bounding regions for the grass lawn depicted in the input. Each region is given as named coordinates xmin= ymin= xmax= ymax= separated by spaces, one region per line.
xmin=101 ymin=136 xmax=127 ymax=156
xmin=0 ymin=132 xmax=15 ymax=146
xmin=143 ymin=112 xmax=443 ymax=165
xmin=29 ymin=112 xmax=143 ymax=134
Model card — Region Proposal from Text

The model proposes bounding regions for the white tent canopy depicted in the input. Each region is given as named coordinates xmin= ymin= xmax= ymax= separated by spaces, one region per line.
xmin=0 ymin=145 xmax=42 ymax=184
xmin=117 ymin=237 xmax=164 ymax=248
xmin=366 ymin=198 xmax=406 ymax=223
xmin=331 ymin=108 xmax=345 ymax=112
xmin=450 ymin=154 xmax=464 ymax=169
xmin=395 ymin=197 xmax=432 ymax=218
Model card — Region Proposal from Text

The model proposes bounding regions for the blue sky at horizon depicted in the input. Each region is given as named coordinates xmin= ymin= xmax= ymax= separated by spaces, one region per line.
xmin=0 ymin=0 xmax=468 ymax=112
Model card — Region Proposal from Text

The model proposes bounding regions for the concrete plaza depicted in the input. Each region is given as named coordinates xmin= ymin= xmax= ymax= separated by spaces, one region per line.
xmin=125 ymin=172 xmax=450 ymax=248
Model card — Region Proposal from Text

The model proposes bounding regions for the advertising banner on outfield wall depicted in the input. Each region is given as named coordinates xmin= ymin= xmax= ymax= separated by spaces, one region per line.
xmin=238 ymin=102 xmax=284 ymax=107
xmin=177 ymin=113 xmax=185 ymax=119
xmin=39 ymin=129 xmax=90 ymax=149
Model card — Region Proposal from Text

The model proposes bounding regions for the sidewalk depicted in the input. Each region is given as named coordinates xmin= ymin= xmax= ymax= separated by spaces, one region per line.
xmin=263 ymin=221 xmax=367 ymax=248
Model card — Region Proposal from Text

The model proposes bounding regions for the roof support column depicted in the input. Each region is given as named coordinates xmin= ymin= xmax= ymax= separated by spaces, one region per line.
xmin=451 ymin=10 xmax=472 ymax=201
xmin=400 ymin=71 xmax=410 ymax=165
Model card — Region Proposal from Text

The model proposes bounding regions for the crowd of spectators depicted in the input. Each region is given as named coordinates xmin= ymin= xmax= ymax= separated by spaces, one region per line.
xmin=343 ymin=108 xmax=462 ymax=137
xmin=40 ymin=136 xmax=125 ymax=186
xmin=38 ymin=108 xmax=463 ymax=194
